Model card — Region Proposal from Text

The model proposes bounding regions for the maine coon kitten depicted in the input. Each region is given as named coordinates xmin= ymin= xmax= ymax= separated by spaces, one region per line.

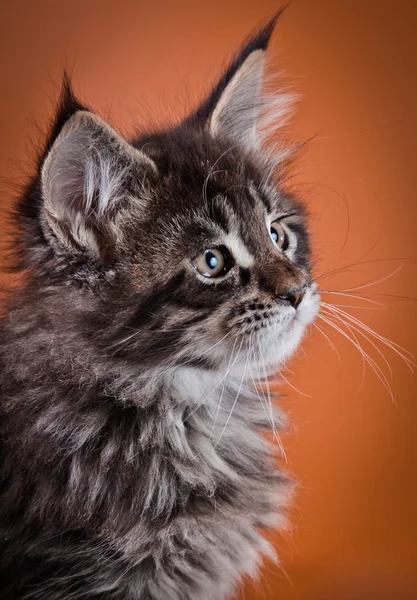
xmin=0 ymin=13 xmax=320 ymax=600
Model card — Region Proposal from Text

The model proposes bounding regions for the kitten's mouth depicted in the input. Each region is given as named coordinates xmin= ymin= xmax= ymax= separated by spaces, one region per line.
xmin=223 ymin=286 xmax=320 ymax=369
xmin=227 ymin=284 xmax=320 ymax=338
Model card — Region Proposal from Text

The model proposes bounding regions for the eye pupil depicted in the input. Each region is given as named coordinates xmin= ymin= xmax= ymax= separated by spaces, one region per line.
xmin=270 ymin=221 xmax=287 ymax=250
xmin=193 ymin=247 xmax=231 ymax=278
xmin=206 ymin=252 xmax=218 ymax=269
xmin=270 ymin=227 xmax=279 ymax=242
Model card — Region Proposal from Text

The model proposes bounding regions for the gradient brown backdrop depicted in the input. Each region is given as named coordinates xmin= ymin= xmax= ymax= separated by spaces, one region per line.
xmin=0 ymin=1 xmax=416 ymax=599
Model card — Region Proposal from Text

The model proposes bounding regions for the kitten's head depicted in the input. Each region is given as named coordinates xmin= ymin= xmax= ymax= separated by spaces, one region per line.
xmin=17 ymin=13 xmax=319 ymax=374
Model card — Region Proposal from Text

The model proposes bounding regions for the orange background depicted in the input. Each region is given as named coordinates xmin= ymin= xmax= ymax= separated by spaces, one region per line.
xmin=0 ymin=1 xmax=416 ymax=599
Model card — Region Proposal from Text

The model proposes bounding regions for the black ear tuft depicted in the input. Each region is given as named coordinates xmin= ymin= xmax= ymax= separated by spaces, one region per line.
xmin=186 ymin=9 xmax=286 ymax=126
xmin=11 ymin=74 xmax=89 ymax=271
xmin=44 ymin=72 xmax=87 ymax=156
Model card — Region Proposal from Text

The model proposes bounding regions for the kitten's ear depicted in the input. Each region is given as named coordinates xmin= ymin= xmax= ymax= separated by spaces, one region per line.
xmin=189 ymin=10 xmax=289 ymax=150
xmin=41 ymin=107 xmax=156 ymax=258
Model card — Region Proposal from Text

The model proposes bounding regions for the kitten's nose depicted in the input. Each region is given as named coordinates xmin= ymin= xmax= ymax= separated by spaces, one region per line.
xmin=279 ymin=287 xmax=305 ymax=309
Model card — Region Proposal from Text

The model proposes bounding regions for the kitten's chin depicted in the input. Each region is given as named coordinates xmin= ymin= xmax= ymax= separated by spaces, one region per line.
xmin=263 ymin=293 xmax=319 ymax=369
xmin=257 ymin=316 xmax=310 ymax=371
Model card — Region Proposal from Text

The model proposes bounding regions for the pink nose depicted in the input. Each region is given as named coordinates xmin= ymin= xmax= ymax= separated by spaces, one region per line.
xmin=279 ymin=288 xmax=305 ymax=309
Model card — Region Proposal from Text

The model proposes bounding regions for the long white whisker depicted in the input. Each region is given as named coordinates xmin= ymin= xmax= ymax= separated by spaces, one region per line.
xmin=209 ymin=336 xmax=242 ymax=430
xmin=191 ymin=336 xmax=243 ymax=460
xmin=318 ymin=304 xmax=383 ymax=311
xmin=159 ymin=330 xmax=232 ymax=377
xmin=321 ymin=304 xmax=394 ymax=382
xmin=106 ymin=323 xmax=191 ymax=351
xmin=320 ymin=290 xmax=386 ymax=308
xmin=313 ymin=322 xmax=341 ymax=361
xmin=213 ymin=338 xmax=250 ymax=451
xmin=184 ymin=337 xmax=239 ymax=424
xmin=318 ymin=311 xmax=376 ymax=397
xmin=321 ymin=302 xmax=414 ymax=367
xmin=258 ymin=343 xmax=288 ymax=462
xmin=313 ymin=251 xmax=401 ymax=283
xmin=334 ymin=263 xmax=404 ymax=294
xmin=317 ymin=312 xmax=395 ymax=401
xmin=248 ymin=336 xmax=285 ymax=458
xmin=275 ymin=367 xmax=312 ymax=398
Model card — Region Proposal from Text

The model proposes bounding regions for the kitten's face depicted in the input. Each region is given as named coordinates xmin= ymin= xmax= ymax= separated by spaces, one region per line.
xmin=114 ymin=135 xmax=319 ymax=373
xmin=28 ymin=19 xmax=319 ymax=373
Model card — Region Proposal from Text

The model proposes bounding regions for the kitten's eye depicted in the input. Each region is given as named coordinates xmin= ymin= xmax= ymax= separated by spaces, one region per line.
xmin=193 ymin=248 xmax=229 ymax=278
xmin=270 ymin=221 xmax=288 ymax=251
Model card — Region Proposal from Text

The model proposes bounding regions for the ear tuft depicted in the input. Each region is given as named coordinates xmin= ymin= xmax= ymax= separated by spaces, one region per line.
xmin=186 ymin=9 xmax=294 ymax=151
xmin=45 ymin=72 xmax=87 ymax=156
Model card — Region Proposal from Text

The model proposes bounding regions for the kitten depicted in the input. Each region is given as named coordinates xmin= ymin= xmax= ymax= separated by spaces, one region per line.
xmin=0 ymin=12 xmax=320 ymax=600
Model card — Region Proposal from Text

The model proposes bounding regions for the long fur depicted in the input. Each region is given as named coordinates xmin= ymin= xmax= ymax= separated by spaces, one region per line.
xmin=0 ymin=13 xmax=320 ymax=600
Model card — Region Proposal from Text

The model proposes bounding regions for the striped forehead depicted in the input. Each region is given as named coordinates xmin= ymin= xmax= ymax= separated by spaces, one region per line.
xmin=223 ymin=230 xmax=254 ymax=268
xmin=209 ymin=191 xmax=267 ymax=268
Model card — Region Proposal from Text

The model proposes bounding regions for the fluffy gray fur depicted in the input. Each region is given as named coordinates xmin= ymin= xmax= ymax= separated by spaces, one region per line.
xmin=0 ymin=13 xmax=319 ymax=600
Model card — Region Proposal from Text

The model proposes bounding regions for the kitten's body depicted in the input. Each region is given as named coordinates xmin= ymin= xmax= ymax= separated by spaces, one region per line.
xmin=0 ymin=318 xmax=284 ymax=599
xmin=0 ymin=15 xmax=319 ymax=599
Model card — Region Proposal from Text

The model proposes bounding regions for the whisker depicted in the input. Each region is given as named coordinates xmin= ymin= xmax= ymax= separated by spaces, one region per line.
xmin=313 ymin=234 xmax=384 ymax=282
xmin=312 ymin=322 xmax=341 ymax=361
xmin=319 ymin=304 xmax=383 ymax=311
xmin=321 ymin=304 xmax=394 ymax=383
xmin=275 ymin=367 xmax=312 ymax=398
xmin=159 ymin=330 xmax=232 ymax=377
xmin=184 ymin=337 xmax=239 ymax=424
xmin=213 ymin=338 xmax=250 ymax=451
xmin=317 ymin=312 xmax=394 ymax=401
xmin=320 ymin=290 xmax=386 ymax=308
xmin=318 ymin=312 xmax=378 ymax=397
xmin=258 ymin=343 xmax=287 ymax=462
xmin=332 ymin=262 xmax=405 ymax=294
xmin=209 ymin=336 xmax=242 ymax=429
xmin=190 ymin=336 xmax=243 ymax=460
xmin=313 ymin=253 xmax=410 ymax=283
xmin=202 ymin=145 xmax=238 ymax=206
xmin=248 ymin=338 xmax=283 ymax=455
xmin=321 ymin=302 xmax=414 ymax=367
xmin=322 ymin=289 xmax=417 ymax=304
xmin=366 ymin=292 xmax=417 ymax=303
xmin=106 ymin=325 xmax=191 ymax=351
